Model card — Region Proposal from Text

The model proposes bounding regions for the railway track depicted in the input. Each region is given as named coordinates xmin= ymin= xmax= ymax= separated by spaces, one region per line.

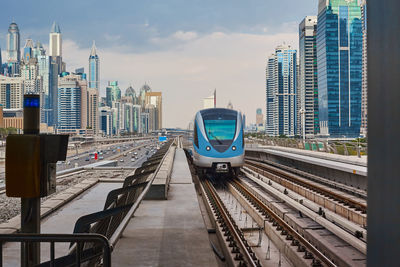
xmin=200 ymin=178 xmax=261 ymax=267
xmin=245 ymin=159 xmax=367 ymax=227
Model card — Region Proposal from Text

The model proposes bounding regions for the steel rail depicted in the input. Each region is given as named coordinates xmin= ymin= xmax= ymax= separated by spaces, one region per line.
xmin=231 ymin=179 xmax=337 ymax=267
xmin=245 ymin=160 xmax=367 ymax=213
xmin=203 ymin=179 xmax=259 ymax=267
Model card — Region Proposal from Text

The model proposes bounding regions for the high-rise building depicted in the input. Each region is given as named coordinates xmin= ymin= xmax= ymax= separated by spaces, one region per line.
xmin=49 ymin=22 xmax=64 ymax=73
xmin=360 ymin=0 xmax=367 ymax=137
xmin=132 ymin=105 xmax=141 ymax=133
xmin=141 ymin=112 xmax=149 ymax=134
xmin=299 ymin=16 xmax=319 ymax=138
xmin=317 ymin=0 xmax=363 ymax=137
xmin=49 ymin=22 xmax=62 ymax=58
xmin=0 ymin=76 xmax=24 ymax=109
xmin=23 ymin=39 xmax=34 ymax=62
xmin=57 ymin=74 xmax=82 ymax=133
xmin=20 ymin=57 xmax=42 ymax=94
xmin=125 ymin=86 xmax=137 ymax=104
xmin=203 ymin=90 xmax=216 ymax=109
xmin=87 ymin=88 xmax=99 ymax=133
xmin=99 ymin=106 xmax=113 ymax=136
xmin=88 ymin=41 xmax=99 ymax=90
xmin=139 ymin=84 xmax=151 ymax=109
xmin=145 ymin=92 xmax=162 ymax=130
xmin=106 ymin=81 xmax=121 ymax=107
xmin=256 ymin=108 xmax=263 ymax=126
xmin=38 ymin=55 xmax=59 ymax=126
xmin=32 ymin=41 xmax=45 ymax=58
xmin=7 ymin=22 xmax=20 ymax=63
xmin=6 ymin=22 xmax=21 ymax=77
xmin=265 ymin=45 xmax=297 ymax=137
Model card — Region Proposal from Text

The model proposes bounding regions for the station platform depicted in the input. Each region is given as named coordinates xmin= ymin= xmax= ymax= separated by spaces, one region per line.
xmin=112 ymin=148 xmax=218 ymax=266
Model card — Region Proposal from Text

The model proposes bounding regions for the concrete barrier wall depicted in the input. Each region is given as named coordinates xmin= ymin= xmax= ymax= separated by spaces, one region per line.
xmin=145 ymin=145 xmax=176 ymax=200
xmin=245 ymin=149 xmax=367 ymax=191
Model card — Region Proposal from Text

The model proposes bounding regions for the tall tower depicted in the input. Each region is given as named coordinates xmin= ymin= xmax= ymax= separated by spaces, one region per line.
xmin=265 ymin=45 xmax=297 ymax=137
xmin=7 ymin=22 xmax=20 ymax=63
xmin=49 ymin=22 xmax=62 ymax=58
xmin=49 ymin=22 xmax=63 ymax=73
xmin=88 ymin=41 xmax=100 ymax=90
xmin=317 ymin=0 xmax=363 ymax=137
xmin=299 ymin=16 xmax=319 ymax=138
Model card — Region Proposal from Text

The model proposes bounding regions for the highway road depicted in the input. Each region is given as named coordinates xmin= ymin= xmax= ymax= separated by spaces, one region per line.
xmin=56 ymin=139 xmax=159 ymax=171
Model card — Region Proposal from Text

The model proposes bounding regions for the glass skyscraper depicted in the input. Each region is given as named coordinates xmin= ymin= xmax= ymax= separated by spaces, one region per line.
xmin=57 ymin=76 xmax=82 ymax=132
xmin=88 ymin=41 xmax=99 ymax=90
xmin=7 ymin=22 xmax=20 ymax=63
xmin=106 ymin=81 xmax=121 ymax=107
xmin=299 ymin=16 xmax=319 ymax=137
xmin=265 ymin=45 xmax=297 ymax=137
xmin=317 ymin=0 xmax=363 ymax=137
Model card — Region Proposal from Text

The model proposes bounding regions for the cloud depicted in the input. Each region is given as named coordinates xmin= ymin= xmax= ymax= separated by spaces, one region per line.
xmin=62 ymin=30 xmax=298 ymax=128
xmin=172 ymin=31 xmax=198 ymax=41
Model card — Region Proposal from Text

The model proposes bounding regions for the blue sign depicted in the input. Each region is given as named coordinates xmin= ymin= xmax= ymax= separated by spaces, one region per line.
xmin=24 ymin=95 xmax=40 ymax=108
xmin=158 ymin=136 xmax=167 ymax=142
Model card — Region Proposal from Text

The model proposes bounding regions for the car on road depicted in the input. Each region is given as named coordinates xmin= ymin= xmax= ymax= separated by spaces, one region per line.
xmin=120 ymin=159 xmax=124 ymax=162
xmin=85 ymin=157 xmax=90 ymax=161
xmin=131 ymin=158 xmax=135 ymax=162
xmin=99 ymin=156 xmax=104 ymax=160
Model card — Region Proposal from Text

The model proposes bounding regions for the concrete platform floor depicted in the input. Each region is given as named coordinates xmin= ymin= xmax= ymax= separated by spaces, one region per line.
xmin=112 ymin=149 xmax=218 ymax=267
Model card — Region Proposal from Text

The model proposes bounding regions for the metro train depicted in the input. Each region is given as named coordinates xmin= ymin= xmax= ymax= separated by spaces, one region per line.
xmin=192 ymin=108 xmax=244 ymax=174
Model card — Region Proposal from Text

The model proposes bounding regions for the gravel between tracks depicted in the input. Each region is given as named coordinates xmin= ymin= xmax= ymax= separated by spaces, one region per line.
xmin=0 ymin=169 xmax=133 ymax=224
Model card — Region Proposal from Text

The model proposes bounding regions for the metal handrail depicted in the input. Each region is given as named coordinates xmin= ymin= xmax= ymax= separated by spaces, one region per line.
xmin=0 ymin=233 xmax=111 ymax=267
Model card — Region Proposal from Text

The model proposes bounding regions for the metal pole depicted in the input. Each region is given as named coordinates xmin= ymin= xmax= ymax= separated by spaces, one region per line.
xmin=21 ymin=94 xmax=41 ymax=266
xmin=368 ymin=0 xmax=400 ymax=265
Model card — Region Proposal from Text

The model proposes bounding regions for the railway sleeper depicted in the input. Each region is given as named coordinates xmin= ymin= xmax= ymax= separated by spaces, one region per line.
xmin=237 ymin=178 xmax=367 ymax=267
xmin=228 ymin=183 xmax=317 ymax=267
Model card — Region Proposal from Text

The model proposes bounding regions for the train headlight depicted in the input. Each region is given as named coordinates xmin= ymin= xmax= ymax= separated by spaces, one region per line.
xmin=206 ymin=146 xmax=211 ymax=151
xmin=232 ymin=146 xmax=236 ymax=151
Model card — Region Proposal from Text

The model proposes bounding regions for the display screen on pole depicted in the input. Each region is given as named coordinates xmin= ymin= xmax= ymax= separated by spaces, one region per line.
xmin=159 ymin=136 xmax=167 ymax=142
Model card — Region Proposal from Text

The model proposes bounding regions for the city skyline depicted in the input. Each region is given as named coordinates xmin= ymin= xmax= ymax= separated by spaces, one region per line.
xmin=0 ymin=0 xmax=317 ymax=128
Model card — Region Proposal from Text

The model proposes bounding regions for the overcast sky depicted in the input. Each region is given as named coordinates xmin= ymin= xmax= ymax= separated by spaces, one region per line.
xmin=0 ymin=0 xmax=317 ymax=128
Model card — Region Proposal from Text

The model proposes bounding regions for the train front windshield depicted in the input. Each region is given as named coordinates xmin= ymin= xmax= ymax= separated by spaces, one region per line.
xmin=202 ymin=110 xmax=237 ymax=141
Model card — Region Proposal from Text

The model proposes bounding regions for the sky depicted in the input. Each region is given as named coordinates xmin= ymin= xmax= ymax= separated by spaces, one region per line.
xmin=0 ymin=0 xmax=317 ymax=128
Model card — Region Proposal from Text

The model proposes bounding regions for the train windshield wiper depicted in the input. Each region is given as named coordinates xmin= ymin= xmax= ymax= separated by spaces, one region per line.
xmin=208 ymin=130 xmax=223 ymax=144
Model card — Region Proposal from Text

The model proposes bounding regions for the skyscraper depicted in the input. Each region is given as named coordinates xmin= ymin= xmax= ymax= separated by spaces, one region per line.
xmin=125 ymin=86 xmax=137 ymax=104
xmin=256 ymin=108 xmax=263 ymax=126
xmin=88 ymin=41 xmax=99 ymax=90
xmin=23 ymin=39 xmax=34 ymax=62
xmin=87 ymin=88 xmax=99 ymax=133
xmin=139 ymin=84 xmax=151 ymax=109
xmin=145 ymin=92 xmax=162 ymax=130
xmin=57 ymin=73 xmax=82 ymax=133
xmin=49 ymin=22 xmax=64 ymax=73
xmin=317 ymin=0 xmax=363 ymax=137
xmin=360 ymin=0 xmax=367 ymax=136
xmin=0 ymin=76 xmax=24 ymax=109
xmin=265 ymin=45 xmax=297 ymax=137
xmin=38 ymin=55 xmax=58 ymax=126
xmin=49 ymin=22 xmax=62 ymax=58
xmin=106 ymin=81 xmax=121 ymax=107
xmin=7 ymin=22 xmax=20 ymax=63
xmin=299 ymin=16 xmax=319 ymax=138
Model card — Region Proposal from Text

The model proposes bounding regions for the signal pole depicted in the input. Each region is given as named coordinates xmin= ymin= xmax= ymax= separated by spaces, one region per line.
xmin=21 ymin=94 xmax=41 ymax=266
